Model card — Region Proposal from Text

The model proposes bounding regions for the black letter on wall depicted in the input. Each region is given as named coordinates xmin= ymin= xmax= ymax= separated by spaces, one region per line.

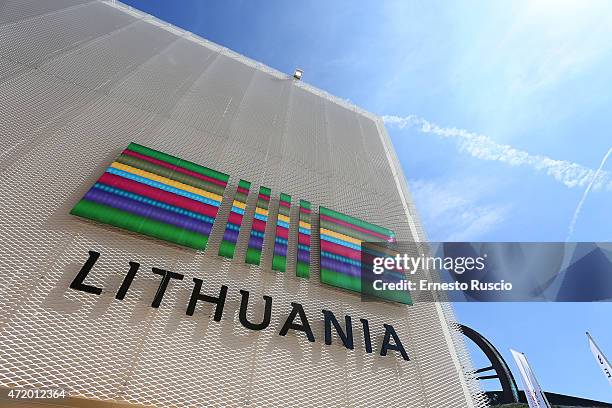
xmin=69 ymin=250 xmax=103 ymax=295
xmin=151 ymin=268 xmax=184 ymax=308
xmin=239 ymin=290 xmax=272 ymax=330
xmin=186 ymin=279 xmax=227 ymax=321
xmin=279 ymin=302 xmax=315 ymax=342
xmin=360 ymin=318 xmax=373 ymax=354
xmin=322 ymin=309 xmax=353 ymax=350
xmin=115 ymin=261 xmax=140 ymax=300
xmin=380 ymin=323 xmax=409 ymax=361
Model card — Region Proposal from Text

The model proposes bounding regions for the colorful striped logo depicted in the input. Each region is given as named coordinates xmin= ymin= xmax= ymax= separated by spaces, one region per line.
xmin=319 ymin=206 xmax=396 ymax=294
xmin=272 ymin=193 xmax=291 ymax=272
xmin=70 ymin=143 xmax=228 ymax=250
xmin=245 ymin=186 xmax=270 ymax=265
xmin=72 ymin=144 xmax=408 ymax=304
xmin=296 ymin=200 xmax=311 ymax=278
xmin=218 ymin=179 xmax=251 ymax=258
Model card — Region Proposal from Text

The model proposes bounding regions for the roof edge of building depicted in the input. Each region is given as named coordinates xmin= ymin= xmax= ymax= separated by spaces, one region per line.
xmin=103 ymin=0 xmax=382 ymax=122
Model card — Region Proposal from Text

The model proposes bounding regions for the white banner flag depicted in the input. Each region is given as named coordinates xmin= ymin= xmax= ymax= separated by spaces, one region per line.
xmin=510 ymin=349 xmax=551 ymax=408
xmin=587 ymin=332 xmax=612 ymax=386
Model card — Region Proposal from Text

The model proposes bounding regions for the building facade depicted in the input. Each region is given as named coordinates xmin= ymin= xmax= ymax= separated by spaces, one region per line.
xmin=0 ymin=1 xmax=486 ymax=406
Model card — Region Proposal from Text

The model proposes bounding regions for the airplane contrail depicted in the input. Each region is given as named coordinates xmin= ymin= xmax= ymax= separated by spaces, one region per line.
xmin=566 ymin=147 xmax=612 ymax=241
xmin=383 ymin=115 xmax=612 ymax=192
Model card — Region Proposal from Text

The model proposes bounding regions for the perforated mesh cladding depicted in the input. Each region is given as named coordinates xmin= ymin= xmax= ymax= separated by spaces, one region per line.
xmin=0 ymin=1 xmax=488 ymax=407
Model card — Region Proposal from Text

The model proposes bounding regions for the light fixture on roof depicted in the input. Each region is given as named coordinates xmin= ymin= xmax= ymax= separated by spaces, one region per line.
xmin=293 ymin=68 xmax=303 ymax=80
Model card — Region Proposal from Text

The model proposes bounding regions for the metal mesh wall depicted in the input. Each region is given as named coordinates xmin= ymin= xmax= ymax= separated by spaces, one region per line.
xmin=0 ymin=1 xmax=486 ymax=407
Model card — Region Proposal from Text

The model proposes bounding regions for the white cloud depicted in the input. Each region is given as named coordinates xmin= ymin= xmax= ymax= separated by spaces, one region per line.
xmin=384 ymin=114 xmax=612 ymax=191
xmin=409 ymin=179 xmax=509 ymax=241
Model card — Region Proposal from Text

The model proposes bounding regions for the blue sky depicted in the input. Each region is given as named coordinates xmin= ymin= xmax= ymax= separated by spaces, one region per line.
xmin=122 ymin=0 xmax=612 ymax=402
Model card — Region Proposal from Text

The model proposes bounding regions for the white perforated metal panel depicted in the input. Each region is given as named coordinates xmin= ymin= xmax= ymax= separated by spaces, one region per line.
xmin=0 ymin=1 xmax=487 ymax=407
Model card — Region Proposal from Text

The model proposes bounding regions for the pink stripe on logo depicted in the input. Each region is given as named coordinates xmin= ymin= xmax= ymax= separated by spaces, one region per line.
xmin=275 ymin=226 xmax=289 ymax=240
xmin=99 ymin=172 xmax=220 ymax=219
xmin=298 ymin=233 xmax=311 ymax=246
xmin=320 ymin=214 xmax=392 ymax=241
xmin=227 ymin=212 xmax=244 ymax=226
xmin=320 ymin=239 xmax=361 ymax=260
xmin=251 ymin=218 xmax=267 ymax=232
xmin=123 ymin=149 xmax=227 ymax=188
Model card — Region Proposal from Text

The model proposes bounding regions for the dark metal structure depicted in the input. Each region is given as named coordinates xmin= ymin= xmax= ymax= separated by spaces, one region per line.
xmin=458 ymin=324 xmax=520 ymax=404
